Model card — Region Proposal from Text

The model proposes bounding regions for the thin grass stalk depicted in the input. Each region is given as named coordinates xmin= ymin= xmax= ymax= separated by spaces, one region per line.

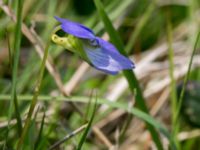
xmin=166 ymin=13 xmax=179 ymax=148
xmin=77 ymin=96 xmax=97 ymax=150
xmin=125 ymin=1 xmax=156 ymax=53
xmin=0 ymin=94 xmax=173 ymax=146
xmin=34 ymin=110 xmax=46 ymax=150
xmin=16 ymin=39 xmax=50 ymax=150
xmin=174 ymin=31 xmax=200 ymax=139
xmin=167 ymin=11 xmax=177 ymax=126
xmin=48 ymin=124 xmax=88 ymax=150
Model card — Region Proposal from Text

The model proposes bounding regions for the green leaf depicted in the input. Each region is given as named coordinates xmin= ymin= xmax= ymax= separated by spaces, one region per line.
xmin=175 ymin=31 xmax=200 ymax=131
xmin=0 ymin=94 xmax=176 ymax=149
xmin=93 ymin=0 xmax=165 ymax=149
xmin=77 ymin=96 xmax=97 ymax=150
xmin=17 ymin=30 xmax=51 ymax=150
xmin=8 ymin=0 xmax=23 ymax=138
xmin=34 ymin=110 xmax=46 ymax=150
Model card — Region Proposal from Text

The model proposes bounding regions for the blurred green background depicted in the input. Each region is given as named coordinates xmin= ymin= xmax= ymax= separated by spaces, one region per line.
xmin=0 ymin=0 xmax=200 ymax=149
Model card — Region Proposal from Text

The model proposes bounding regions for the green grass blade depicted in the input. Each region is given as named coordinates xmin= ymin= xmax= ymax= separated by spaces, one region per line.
xmin=6 ymin=29 xmax=13 ymax=70
xmin=119 ymin=112 xmax=133 ymax=143
xmin=167 ymin=13 xmax=177 ymax=125
xmin=16 ymin=39 xmax=50 ymax=150
xmin=125 ymin=1 xmax=155 ymax=53
xmin=0 ymin=94 xmax=175 ymax=147
xmin=175 ymin=31 xmax=200 ymax=131
xmin=8 ymin=0 xmax=23 ymax=136
xmin=166 ymin=13 xmax=179 ymax=148
xmin=93 ymin=0 xmax=164 ymax=149
xmin=34 ymin=110 xmax=46 ymax=150
xmin=77 ymin=96 xmax=97 ymax=150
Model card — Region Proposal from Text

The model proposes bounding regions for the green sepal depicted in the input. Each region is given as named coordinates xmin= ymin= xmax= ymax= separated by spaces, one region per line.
xmin=51 ymin=26 xmax=90 ymax=62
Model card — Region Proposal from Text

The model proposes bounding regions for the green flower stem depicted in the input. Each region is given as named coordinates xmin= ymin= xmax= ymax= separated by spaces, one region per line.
xmin=16 ymin=40 xmax=50 ymax=150
xmin=52 ymin=25 xmax=61 ymax=35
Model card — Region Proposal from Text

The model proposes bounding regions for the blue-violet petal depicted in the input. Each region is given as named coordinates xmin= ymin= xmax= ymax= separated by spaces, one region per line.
xmin=83 ymin=38 xmax=135 ymax=75
xmin=55 ymin=16 xmax=95 ymax=40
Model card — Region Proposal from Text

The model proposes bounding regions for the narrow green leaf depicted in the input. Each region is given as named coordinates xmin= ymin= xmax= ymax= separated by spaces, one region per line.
xmin=0 ymin=94 xmax=175 ymax=148
xmin=125 ymin=1 xmax=156 ymax=53
xmin=175 ymin=31 xmax=200 ymax=131
xmin=166 ymin=13 xmax=179 ymax=148
xmin=17 ymin=38 xmax=51 ymax=150
xmin=35 ymin=110 xmax=46 ymax=150
xmin=8 ymin=0 xmax=23 ymax=137
xmin=77 ymin=96 xmax=97 ymax=150
xmin=93 ymin=0 xmax=164 ymax=149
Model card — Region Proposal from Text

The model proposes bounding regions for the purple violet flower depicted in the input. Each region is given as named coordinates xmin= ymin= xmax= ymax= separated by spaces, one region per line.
xmin=52 ymin=16 xmax=135 ymax=75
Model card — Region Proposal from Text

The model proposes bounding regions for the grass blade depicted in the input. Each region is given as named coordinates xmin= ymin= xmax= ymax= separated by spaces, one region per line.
xmin=174 ymin=31 xmax=200 ymax=134
xmin=8 ymin=0 xmax=23 ymax=136
xmin=93 ymin=0 xmax=164 ymax=149
xmin=125 ymin=1 xmax=156 ymax=53
xmin=16 ymin=39 xmax=50 ymax=149
xmin=166 ymin=13 xmax=179 ymax=148
xmin=0 ymin=94 xmax=175 ymax=148
xmin=77 ymin=96 xmax=97 ymax=150
xmin=48 ymin=124 xmax=88 ymax=150
xmin=34 ymin=110 xmax=46 ymax=150
xmin=167 ymin=12 xmax=177 ymax=126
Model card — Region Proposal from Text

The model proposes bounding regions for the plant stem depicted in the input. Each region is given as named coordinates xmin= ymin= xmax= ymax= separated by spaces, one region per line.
xmin=17 ymin=40 xmax=50 ymax=150
xmin=166 ymin=12 xmax=179 ymax=148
